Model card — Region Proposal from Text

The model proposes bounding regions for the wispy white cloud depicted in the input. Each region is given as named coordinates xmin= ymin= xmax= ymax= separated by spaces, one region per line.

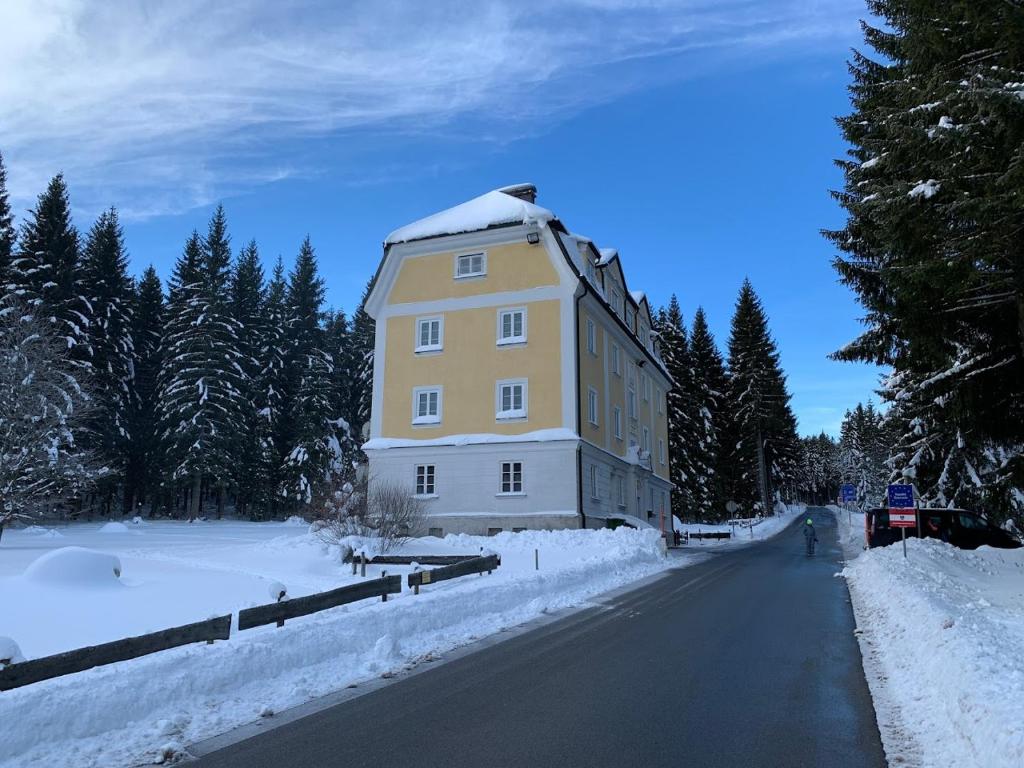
xmin=0 ymin=0 xmax=862 ymax=219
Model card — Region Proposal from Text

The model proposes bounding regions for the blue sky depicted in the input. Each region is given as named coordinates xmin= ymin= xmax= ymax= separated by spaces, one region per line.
xmin=1 ymin=0 xmax=884 ymax=436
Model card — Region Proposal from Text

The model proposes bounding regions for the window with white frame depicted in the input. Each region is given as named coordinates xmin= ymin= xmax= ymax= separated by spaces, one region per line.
xmin=586 ymin=318 xmax=597 ymax=355
xmin=611 ymin=343 xmax=621 ymax=376
xmin=613 ymin=406 xmax=622 ymax=440
xmin=649 ymin=486 xmax=655 ymax=514
xmin=616 ymin=474 xmax=626 ymax=507
xmin=415 ymin=464 xmax=435 ymax=496
xmin=659 ymin=438 xmax=666 ymax=465
xmin=589 ymin=464 xmax=599 ymax=500
xmin=497 ymin=308 xmax=527 ymax=345
xmin=610 ymin=289 xmax=623 ymax=317
xmin=455 ymin=252 xmax=486 ymax=278
xmin=627 ymin=365 xmax=637 ymax=420
xmin=412 ymin=386 xmax=441 ymax=425
xmin=626 ymin=306 xmax=636 ymax=332
xmin=496 ymin=379 xmax=527 ymax=419
xmin=499 ymin=461 xmax=523 ymax=494
xmin=639 ymin=321 xmax=649 ymax=347
xmin=642 ymin=426 xmax=651 ymax=455
xmin=585 ymin=258 xmax=597 ymax=285
xmin=415 ymin=316 xmax=443 ymax=353
xmin=657 ymin=388 xmax=664 ymax=414
xmin=643 ymin=373 xmax=651 ymax=402
xmin=587 ymin=387 xmax=599 ymax=426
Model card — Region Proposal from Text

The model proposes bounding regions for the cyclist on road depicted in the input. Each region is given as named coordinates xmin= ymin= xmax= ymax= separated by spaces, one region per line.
xmin=802 ymin=518 xmax=818 ymax=556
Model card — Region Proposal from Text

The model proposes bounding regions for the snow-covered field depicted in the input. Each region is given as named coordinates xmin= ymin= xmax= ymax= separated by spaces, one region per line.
xmin=0 ymin=520 xmax=673 ymax=767
xmin=836 ymin=509 xmax=1024 ymax=768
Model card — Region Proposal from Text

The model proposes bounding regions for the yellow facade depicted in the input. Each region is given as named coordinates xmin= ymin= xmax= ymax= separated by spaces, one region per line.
xmin=388 ymin=242 xmax=559 ymax=305
xmin=578 ymin=311 xmax=605 ymax=446
xmin=381 ymin=300 xmax=563 ymax=438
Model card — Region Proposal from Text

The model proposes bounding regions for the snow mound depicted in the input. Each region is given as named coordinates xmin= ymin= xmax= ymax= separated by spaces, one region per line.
xmin=99 ymin=521 xmax=130 ymax=534
xmin=0 ymin=637 xmax=24 ymax=668
xmin=23 ymin=547 xmax=123 ymax=587
xmin=22 ymin=526 xmax=63 ymax=538
xmin=386 ymin=188 xmax=554 ymax=244
xmin=282 ymin=516 xmax=307 ymax=527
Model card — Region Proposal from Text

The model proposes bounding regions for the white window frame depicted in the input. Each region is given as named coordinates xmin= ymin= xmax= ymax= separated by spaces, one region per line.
xmin=659 ymin=438 xmax=666 ymax=465
xmin=589 ymin=464 xmax=599 ymax=500
xmin=616 ymin=474 xmax=626 ymax=508
xmin=414 ymin=464 xmax=436 ymax=497
xmin=613 ymin=406 xmax=623 ymax=440
xmin=497 ymin=307 xmax=527 ymax=346
xmin=642 ymin=373 xmax=650 ymax=402
xmin=414 ymin=315 xmax=443 ymax=353
xmin=657 ymin=388 xmax=664 ymax=414
xmin=627 ymin=364 xmax=637 ymax=420
xmin=412 ymin=385 xmax=442 ymax=425
xmin=587 ymin=387 xmax=599 ymax=426
xmin=498 ymin=460 xmax=524 ymax=496
xmin=585 ymin=259 xmax=597 ymax=285
xmin=626 ymin=306 xmax=636 ymax=332
xmin=639 ymin=321 xmax=649 ymax=347
xmin=495 ymin=378 xmax=528 ymax=420
xmin=586 ymin=317 xmax=597 ymax=356
xmin=611 ymin=343 xmax=621 ymax=376
xmin=642 ymin=426 xmax=651 ymax=454
xmin=610 ymin=289 xmax=623 ymax=317
xmin=454 ymin=251 xmax=487 ymax=279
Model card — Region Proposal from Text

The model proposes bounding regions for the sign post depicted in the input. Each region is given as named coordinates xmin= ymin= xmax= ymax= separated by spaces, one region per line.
xmin=841 ymin=484 xmax=856 ymax=527
xmin=887 ymin=484 xmax=916 ymax=558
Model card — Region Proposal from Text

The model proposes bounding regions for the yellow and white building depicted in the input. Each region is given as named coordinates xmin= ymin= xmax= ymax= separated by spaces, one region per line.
xmin=363 ymin=184 xmax=672 ymax=537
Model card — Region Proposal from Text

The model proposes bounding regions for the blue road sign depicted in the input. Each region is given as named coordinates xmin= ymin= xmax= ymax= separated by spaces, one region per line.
xmin=841 ymin=484 xmax=856 ymax=503
xmin=887 ymin=484 xmax=915 ymax=509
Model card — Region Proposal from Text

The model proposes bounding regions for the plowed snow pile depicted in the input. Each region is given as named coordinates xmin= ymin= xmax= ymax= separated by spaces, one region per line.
xmin=842 ymin=538 xmax=1024 ymax=768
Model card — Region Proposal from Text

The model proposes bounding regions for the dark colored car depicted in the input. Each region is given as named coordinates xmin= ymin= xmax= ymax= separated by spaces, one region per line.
xmin=864 ymin=507 xmax=1022 ymax=550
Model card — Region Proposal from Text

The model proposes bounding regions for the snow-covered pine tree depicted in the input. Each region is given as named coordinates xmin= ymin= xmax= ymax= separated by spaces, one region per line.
xmin=826 ymin=1 xmax=1024 ymax=522
xmin=655 ymin=296 xmax=697 ymax=520
xmin=279 ymin=237 xmax=338 ymax=508
xmin=253 ymin=257 xmax=290 ymax=517
xmin=125 ymin=266 xmax=163 ymax=514
xmin=80 ymin=208 xmax=135 ymax=513
xmin=0 ymin=301 xmax=100 ymax=536
xmin=689 ymin=307 xmax=728 ymax=519
xmin=156 ymin=209 xmax=246 ymax=520
xmin=230 ymin=240 xmax=269 ymax=518
xmin=6 ymin=175 xmax=91 ymax=368
xmin=348 ymin=278 xmax=375 ymax=451
xmin=724 ymin=280 xmax=798 ymax=514
xmin=324 ymin=308 xmax=359 ymax=470
xmin=0 ymin=151 xmax=14 ymax=290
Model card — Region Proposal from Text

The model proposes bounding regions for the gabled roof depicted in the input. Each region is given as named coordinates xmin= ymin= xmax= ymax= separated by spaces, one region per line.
xmin=385 ymin=188 xmax=554 ymax=245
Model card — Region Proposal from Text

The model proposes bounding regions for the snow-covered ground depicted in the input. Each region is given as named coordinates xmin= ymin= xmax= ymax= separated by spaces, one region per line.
xmin=836 ymin=508 xmax=1024 ymax=768
xmin=0 ymin=520 xmax=674 ymax=768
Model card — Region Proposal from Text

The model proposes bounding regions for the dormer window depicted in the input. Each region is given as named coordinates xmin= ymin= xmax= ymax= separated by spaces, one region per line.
xmin=455 ymin=252 xmax=486 ymax=278
xmin=626 ymin=306 xmax=636 ymax=332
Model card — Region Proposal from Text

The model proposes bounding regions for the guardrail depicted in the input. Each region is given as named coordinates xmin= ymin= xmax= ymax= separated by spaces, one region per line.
xmin=407 ymin=554 xmax=499 ymax=594
xmin=0 ymin=614 xmax=231 ymax=692
xmin=238 ymin=575 xmax=401 ymax=630
xmin=369 ymin=555 xmax=478 ymax=566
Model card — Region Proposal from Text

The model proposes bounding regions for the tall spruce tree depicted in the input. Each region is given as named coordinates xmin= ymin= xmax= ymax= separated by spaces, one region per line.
xmin=348 ymin=278 xmax=375 ymax=450
xmin=0 ymin=151 xmax=14 ymax=289
xmin=257 ymin=257 xmax=290 ymax=514
xmin=826 ymin=1 xmax=1024 ymax=522
xmin=724 ymin=280 xmax=799 ymax=514
xmin=80 ymin=208 xmax=135 ymax=512
xmin=655 ymin=296 xmax=698 ymax=520
xmin=126 ymin=266 xmax=163 ymax=513
xmin=7 ymin=175 xmax=90 ymax=367
xmin=279 ymin=237 xmax=338 ymax=506
xmin=689 ymin=307 xmax=727 ymax=519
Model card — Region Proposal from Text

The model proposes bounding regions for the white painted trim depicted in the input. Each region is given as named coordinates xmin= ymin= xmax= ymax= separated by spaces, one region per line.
xmin=425 ymin=510 xmax=578 ymax=519
xmin=495 ymin=378 xmax=528 ymax=421
xmin=496 ymin=306 xmax=527 ymax=346
xmin=587 ymin=386 xmax=599 ymax=426
xmin=369 ymin=308 xmax=388 ymax=439
xmin=613 ymin=406 xmax=623 ymax=441
xmin=414 ymin=463 xmax=437 ymax=496
xmin=380 ymin=285 xmax=562 ymax=320
xmin=414 ymin=315 xmax=444 ymax=354
xmin=498 ymin=459 xmax=525 ymax=495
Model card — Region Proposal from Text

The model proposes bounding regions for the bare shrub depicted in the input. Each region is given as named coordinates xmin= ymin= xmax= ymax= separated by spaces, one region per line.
xmin=313 ymin=475 xmax=424 ymax=554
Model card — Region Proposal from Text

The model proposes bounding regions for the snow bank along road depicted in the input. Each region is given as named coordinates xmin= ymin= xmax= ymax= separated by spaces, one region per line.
xmin=192 ymin=509 xmax=885 ymax=768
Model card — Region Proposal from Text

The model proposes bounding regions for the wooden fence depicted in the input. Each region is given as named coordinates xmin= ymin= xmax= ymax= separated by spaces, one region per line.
xmin=237 ymin=575 xmax=402 ymax=631
xmin=0 ymin=614 xmax=231 ymax=692
xmin=407 ymin=555 xmax=500 ymax=594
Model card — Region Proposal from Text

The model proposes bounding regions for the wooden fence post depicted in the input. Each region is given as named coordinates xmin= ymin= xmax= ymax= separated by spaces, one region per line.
xmin=381 ymin=571 xmax=388 ymax=602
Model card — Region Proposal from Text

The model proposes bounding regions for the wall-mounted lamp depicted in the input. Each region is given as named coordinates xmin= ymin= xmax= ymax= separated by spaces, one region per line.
xmin=526 ymin=232 xmax=540 ymax=245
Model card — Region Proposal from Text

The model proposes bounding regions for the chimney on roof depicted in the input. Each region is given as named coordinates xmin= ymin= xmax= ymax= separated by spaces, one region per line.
xmin=499 ymin=183 xmax=537 ymax=204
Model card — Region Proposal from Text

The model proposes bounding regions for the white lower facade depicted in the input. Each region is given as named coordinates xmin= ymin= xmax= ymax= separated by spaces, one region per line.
xmin=366 ymin=436 xmax=672 ymax=537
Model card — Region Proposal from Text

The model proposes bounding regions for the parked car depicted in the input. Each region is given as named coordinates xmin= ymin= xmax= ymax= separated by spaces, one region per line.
xmin=864 ymin=507 xmax=1022 ymax=550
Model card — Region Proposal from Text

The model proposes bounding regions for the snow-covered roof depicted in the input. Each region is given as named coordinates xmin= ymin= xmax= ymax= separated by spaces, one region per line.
xmin=597 ymin=247 xmax=618 ymax=265
xmin=629 ymin=290 xmax=646 ymax=305
xmin=386 ymin=188 xmax=555 ymax=245
xmin=569 ymin=232 xmax=592 ymax=243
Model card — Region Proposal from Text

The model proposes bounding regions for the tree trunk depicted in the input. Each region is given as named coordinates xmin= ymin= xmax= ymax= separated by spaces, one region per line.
xmin=216 ymin=485 xmax=224 ymax=520
xmin=188 ymin=472 xmax=202 ymax=522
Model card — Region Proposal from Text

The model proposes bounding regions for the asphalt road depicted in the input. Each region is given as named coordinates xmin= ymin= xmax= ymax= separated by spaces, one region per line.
xmin=191 ymin=508 xmax=886 ymax=768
